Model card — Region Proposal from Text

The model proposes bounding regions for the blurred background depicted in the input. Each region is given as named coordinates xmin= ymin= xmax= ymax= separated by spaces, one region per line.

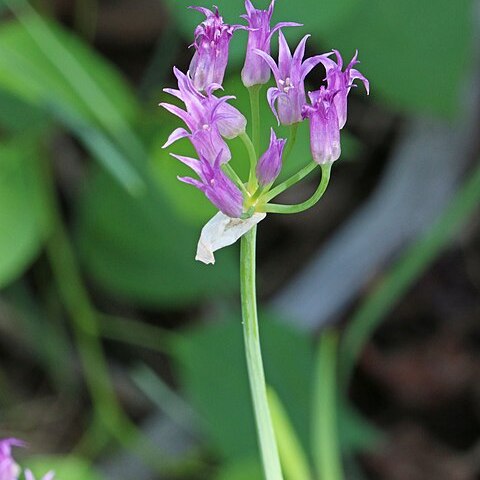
xmin=0 ymin=0 xmax=479 ymax=478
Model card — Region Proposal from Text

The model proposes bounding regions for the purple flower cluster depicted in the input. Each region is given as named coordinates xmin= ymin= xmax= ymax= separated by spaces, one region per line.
xmin=0 ymin=439 xmax=54 ymax=480
xmin=161 ymin=1 xmax=369 ymax=218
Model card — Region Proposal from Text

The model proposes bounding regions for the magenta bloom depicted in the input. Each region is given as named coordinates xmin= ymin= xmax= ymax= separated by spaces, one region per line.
xmin=172 ymin=151 xmax=244 ymax=218
xmin=256 ymin=128 xmax=286 ymax=186
xmin=161 ymin=68 xmax=246 ymax=164
xmin=0 ymin=438 xmax=23 ymax=480
xmin=241 ymin=0 xmax=300 ymax=88
xmin=189 ymin=6 xmax=239 ymax=91
xmin=319 ymin=50 xmax=369 ymax=129
xmin=302 ymin=87 xmax=341 ymax=164
xmin=255 ymin=32 xmax=330 ymax=125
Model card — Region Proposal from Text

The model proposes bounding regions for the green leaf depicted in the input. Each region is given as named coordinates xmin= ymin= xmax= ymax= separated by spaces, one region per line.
xmin=323 ymin=0 xmax=473 ymax=116
xmin=172 ymin=315 xmax=313 ymax=462
xmin=0 ymin=11 xmax=143 ymax=191
xmin=75 ymin=166 xmax=238 ymax=308
xmin=0 ymin=137 xmax=50 ymax=288
xmin=215 ymin=459 xmax=263 ymax=480
xmin=267 ymin=387 xmax=313 ymax=480
xmin=25 ymin=456 xmax=104 ymax=480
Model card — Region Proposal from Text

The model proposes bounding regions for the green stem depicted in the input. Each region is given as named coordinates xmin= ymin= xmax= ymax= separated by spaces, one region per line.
xmin=261 ymin=164 xmax=331 ymax=214
xmin=222 ymin=163 xmax=250 ymax=197
xmin=283 ymin=123 xmax=299 ymax=162
xmin=263 ymin=162 xmax=318 ymax=203
xmin=240 ymin=227 xmax=283 ymax=480
xmin=313 ymin=331 xmax=343 ymax=480
xmin=240 ymin=132 xmax=259 ymax=192
xmin=249 ymin=85 xmax=262 ymax=155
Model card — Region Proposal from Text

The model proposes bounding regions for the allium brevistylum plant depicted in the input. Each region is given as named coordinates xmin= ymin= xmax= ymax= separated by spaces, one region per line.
xmin=161 ymin=2 xmax=369 ymax=478
xmin=0 ymin=439 xmax=54 ymax=480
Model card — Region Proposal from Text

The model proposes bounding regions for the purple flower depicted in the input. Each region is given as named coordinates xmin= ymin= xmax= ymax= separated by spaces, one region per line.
xmin=189 ymin=6 xmax=240 ymax=91
xmin=302 ymin=87 xmax=341 ymax=164
xmin=241 ymin=0 xmax=300 ymax=88
xmin=255 ymin=32 xmax=331 ymax=125
xmin=24 ymin=471 xmax=55 ymax=480
xmin=172 ymin=151 xmax=244 ymax=218
xmin=161 ymin=68 xmax=246 ymax=164
xmin=256 ymin=128 xmax=286 ymax=186
xmin=0 ymin=438 xmax=23 ymax=480
xmin=319 ymin=50 xmax=369 ymax=129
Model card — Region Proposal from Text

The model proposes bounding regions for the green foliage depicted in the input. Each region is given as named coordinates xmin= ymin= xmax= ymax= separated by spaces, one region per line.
xmin=25 ymin=456 xmax=104 ymax=480
xmin=172 ymin=315 xmax=313 ymax=462
xmin=164 ymin=0 xmax=473 ymax=116
xmin=0 ymin=11 xmax=143 ymax=191
xmin=0 ymin=137 xmax=50 ymax=288
xmin=75 ymin=166 xmax=239 ymax=308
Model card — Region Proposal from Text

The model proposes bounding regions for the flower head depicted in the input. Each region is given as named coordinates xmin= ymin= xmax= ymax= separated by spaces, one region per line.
xmin=255 ymin=32 xmax=331 ymax=125
xmin=189 ymin=6 xmax=240 ymax=91
xmin=302 ymin=87 xmax=341 ymax=164
xmin=0 ymin=438 xmax=23 ymax=480
xmin=256 ymin=128 xmax=286 ymax=186
xmin=241 ymin=0 xmax=300 ymax=88
xmin=319 ymin=50 xmax=369 ymax=129
xmin=173 ymin=151 xmax=244 ymax=218
xmin=161 ymin=68 xmax=246 ymax=164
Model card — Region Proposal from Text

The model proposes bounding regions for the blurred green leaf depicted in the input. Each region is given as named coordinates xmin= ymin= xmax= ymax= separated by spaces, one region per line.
xmin=215 ymin=459 xmax=263 ymax=480
xmin=164 ymin=0 xmax=472 ymax=116
xmin=324 ymin=0 xmax=473 ymax=116
xmin=267 ymin=387 xmax=313 ymax=480
xmin=76 ymin=166 xmax=238 ymax=308
xmin=0 ymin=11 xmax=143 ymax=191
xmin=172 ymin=315 xmax=313 ymax=462
xmin=0 ymin=137 xmax=50 ymax=288
xmin=26 ymin=456 xmax=103 ymax=480
xmin=0 ymin=90 xmax=46 ymax=133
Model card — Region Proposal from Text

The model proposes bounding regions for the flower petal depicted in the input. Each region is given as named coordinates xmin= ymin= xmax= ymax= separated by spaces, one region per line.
xmin=162 ymin=127 xmax=190 ymax=148
xmin=196 ymin=212 xmax=267 ymax=264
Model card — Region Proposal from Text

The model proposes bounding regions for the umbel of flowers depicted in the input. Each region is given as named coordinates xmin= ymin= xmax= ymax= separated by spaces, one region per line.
xmin=161 ymin=2 xmax=369 ymax=479
xmin=0 ymin=439 xmax=54 ymax=480
xmin=162 ymin=1 xmax=368 ymax=245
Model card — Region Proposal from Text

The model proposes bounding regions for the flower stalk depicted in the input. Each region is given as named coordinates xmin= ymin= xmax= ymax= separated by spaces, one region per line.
xmin=240 ymin=226 xmax=283 ymax=480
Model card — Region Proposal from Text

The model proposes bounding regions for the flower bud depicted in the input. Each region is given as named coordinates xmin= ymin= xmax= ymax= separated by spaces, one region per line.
xmin=189 ymin=6 xmax=238 ymax=91
xmin=302 ymin=88 xmax=341 ymax=164
xmin=256 ymin=128 xmax=286 ymax=186
xmin=241 ymin=0 xmax=300 ymax=88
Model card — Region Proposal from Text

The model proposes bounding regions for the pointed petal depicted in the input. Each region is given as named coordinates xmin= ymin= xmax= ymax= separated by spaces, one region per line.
xmin=170 ymin=153 xmax=203 ymax=176
xmin=266 ymin=87 xmax=282 ymax=125
xmin=163 ymin=88 xmax=183 ymax=100
xmin=269 ymin=21 xmax=302 ymax=39
xmin=159 ymin=103 xmax=192 ymax=127
xmin=301 ymin=53 xmax=333 ymax=81
xmin=292 ymin=34 xmax=310 ymax=68
xmin=278 ymin=30 xmax=293 ymax=77
xmin=350 ymin=68 xmax=370 ymax=94
xmin=178 ymin=176 xmax=205 ymax=190
xmin=162 ymin=127 xmax=190 ymax=148
xmin=254 ymin=49 xmax=280 ymax=81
